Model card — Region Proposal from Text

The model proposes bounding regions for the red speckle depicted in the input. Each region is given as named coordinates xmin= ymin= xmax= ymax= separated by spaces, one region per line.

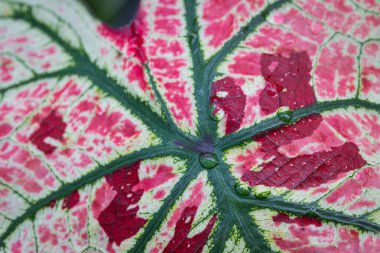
xmin=62 ymin=190 xmax=80 ymax=210
xmin=163 ymin=206 xmax=217 ymax=253
xmin=97 ymin=161 xmax=146 ymax=246
xmin=0 ymin=123 xmax=12 ymax=138
xmin=210 ymin=76 xmax=246 ymax=134
xmin=29 ymin=110 xmax=67 ymax=154
xmin=273 ymin=213 xmax=322 ymax=227
xmin=153 ymin=190 xmax=166 ymax=200
xmin=10 ymin=241 xmax=21 ymax=253
xmin=259 ymin=51 xmax=315 ymax=115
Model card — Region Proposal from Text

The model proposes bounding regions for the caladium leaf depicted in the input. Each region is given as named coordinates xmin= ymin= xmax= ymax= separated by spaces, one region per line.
xmin=0 ymin=0 xmax=379 ymax=252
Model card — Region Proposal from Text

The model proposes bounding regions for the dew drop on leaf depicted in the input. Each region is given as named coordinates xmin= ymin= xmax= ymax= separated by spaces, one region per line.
xmin=234 ymin=183 xmax=250 ymax=196
xmin=199 ymin=152 xmax=219 ymax=170
xmin=277 ymin=109 xmax=293 ymax=123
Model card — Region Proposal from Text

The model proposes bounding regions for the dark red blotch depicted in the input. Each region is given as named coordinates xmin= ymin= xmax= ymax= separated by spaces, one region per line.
xmin=29 ymin=110 xmax=67 ymax=154
xmin=242 ymin=51 xmax=367 ymax=190
xmin=259 ymin=51 xmax=316 ymax=115
xmin=48 ymin=199 xmax=57 ymax=208
xmin=210 ymin=76 xmax=246 ymax=134
xmin=243 ymin=115 xmax=366 ymax=189
xmin=98 ymin=161 xmax=146 ymax=246
xmin=62 ymin=190 xmax=80 ymax=210
xmin=163 ymin=206 xmax=217 ymax=253
xmin=273 ymin=213 xmax=322 ymax=227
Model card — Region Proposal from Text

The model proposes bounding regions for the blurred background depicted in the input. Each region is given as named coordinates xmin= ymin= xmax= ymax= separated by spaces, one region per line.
xmin=81 ymin=0 xmax=140 ymax=27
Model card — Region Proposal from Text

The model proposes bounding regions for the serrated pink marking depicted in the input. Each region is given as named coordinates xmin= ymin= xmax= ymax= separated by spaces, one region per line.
xmin=205 ymin=14 xmax=235 ymax=47
xmin=324 ymin=112 xmax=380 ymax=157
xmin=354 ymin=15 xmax=380 ymax=40
xmin=148 ymin=38 xmax=184 ymax=57
xmin=201 ymin=0 xmax=265 ymax=48
xmin=163 ymin=81 xmax=193 ymax=126
xmin=85 ymin=108 xmax=140 ymax=147
xmin=273 ymin=8 xmax=329 ymax=43
xmin=271 ymin=213 xmax=380 ymax=252
xmin=297 ymin=0 xmax=360 ymax=34
xmin=326 ymin=167 xmax=380 ymax=205
xmin=127 ymin=63 xmax=149 ymax=91
xmin=150 ymin=58 xmax=186 ymax=79
xmin=315 ymin=39 xmax=358 ymax=99
xmin=154 ymin=18 xmax=181 ymax=36
xmin=349 ymin=200 xmax=376 ymax=211
xmin=0 ymin=123 xmax=12 ymax=138
xmin=361 ymin=42 xmax=380 ymax=96
xmin=154 ymin=6 xmax=180 ymax=16
xmin=0 ymin=141 xmax=57 ymax=194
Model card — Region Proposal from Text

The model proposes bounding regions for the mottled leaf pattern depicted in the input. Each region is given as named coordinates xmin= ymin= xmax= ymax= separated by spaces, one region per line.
xmin=0 ymin=0 xmax=379 ymax=252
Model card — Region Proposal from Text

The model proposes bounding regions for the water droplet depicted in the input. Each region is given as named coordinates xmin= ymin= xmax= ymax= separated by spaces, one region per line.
xmin=199 ymin=152 xmax=219 ymax=170
xmin=254 ymin=190 xmax=270 ymax=199
xmin=277 ymin=110 xmax=293 ymax=123
xmin=234 ymin=183 xmax=250 ymax=196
